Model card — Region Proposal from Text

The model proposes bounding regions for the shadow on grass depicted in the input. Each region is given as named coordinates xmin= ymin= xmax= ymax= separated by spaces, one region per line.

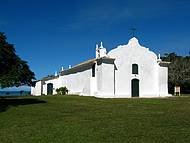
xmin=0 ymin=97 xmax=46 ymax=112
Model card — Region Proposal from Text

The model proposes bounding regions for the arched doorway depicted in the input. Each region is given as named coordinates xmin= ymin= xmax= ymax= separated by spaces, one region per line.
xmin=131 ymin=79 xmax=139 ymax=97
xmin=47 ymin=83 xmax=53 ymax=95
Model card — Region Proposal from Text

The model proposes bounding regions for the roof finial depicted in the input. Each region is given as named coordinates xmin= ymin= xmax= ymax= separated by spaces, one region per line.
xmin=55 ymin=71 xmax=58 ymax=76
xmin=158 ymin=54 xmax=161 ymax=60
xmin=157 ymin=54 xmax=162 ymax=62
xmin=96 ymin=44 xmax=99 ymax=49
xmin=100 ymin=41 xmax=103 ymax=48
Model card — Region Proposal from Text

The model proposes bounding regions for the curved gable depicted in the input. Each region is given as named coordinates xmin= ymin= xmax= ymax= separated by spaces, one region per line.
xmin=108 ymin=37 xmax=157 ymax=61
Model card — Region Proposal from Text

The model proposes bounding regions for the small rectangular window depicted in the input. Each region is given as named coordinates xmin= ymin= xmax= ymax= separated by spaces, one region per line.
xmin=132 ymin=64 xmax=138 ymax=74
xmin=92 ymin=64 xmax=95 ymax=77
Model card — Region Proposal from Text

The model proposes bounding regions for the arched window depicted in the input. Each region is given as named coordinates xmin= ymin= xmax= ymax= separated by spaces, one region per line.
xmin=132 ymin=64 xmax=138 ymax=74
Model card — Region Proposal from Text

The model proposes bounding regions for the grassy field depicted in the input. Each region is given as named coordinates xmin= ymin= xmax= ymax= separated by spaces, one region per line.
xmin=0 ymin=95 xmax=190 ymax=143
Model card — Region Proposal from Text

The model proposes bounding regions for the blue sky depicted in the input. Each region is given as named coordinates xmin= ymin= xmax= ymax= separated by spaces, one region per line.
xmin=0 ymin=0 xmax=190 ymax=90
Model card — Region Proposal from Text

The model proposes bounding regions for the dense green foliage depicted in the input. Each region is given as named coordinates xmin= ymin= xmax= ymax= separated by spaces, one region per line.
xmin=0 ymin=95 xmax=190 ymax=143
xmin=56 ymin=87 xmax=68 ymax=95
xmin=0 ymin=32 xmax=35 ymax=88
xmin=162 ymin=53 xmax=190 ymax=94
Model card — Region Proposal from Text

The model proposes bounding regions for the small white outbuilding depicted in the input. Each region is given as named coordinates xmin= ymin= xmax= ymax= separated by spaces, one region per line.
xmin=31 ymin=37 xmax=171 ymax=98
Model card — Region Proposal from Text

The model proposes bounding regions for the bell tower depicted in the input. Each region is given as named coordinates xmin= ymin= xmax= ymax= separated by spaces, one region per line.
xmin=96 ymin=42 xmax=107 ymax=58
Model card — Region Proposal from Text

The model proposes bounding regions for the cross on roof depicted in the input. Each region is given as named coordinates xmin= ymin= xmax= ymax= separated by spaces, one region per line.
xmin=130 ymin=28 xmax=136 ymax=37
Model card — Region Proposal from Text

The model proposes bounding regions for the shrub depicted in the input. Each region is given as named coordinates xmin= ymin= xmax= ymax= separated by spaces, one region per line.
xmin=56 ymin=87 xmax=68 ymax=95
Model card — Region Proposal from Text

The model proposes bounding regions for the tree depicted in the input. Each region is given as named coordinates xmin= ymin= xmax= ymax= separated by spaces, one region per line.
xmin=0 ymin=32 xmax=35 ymax=88
xmin=162 ymin=53 xmax=190 ymax=94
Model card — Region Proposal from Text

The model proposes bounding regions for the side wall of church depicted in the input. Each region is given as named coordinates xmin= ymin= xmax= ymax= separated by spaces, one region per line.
xmin=31 ymin=81 xmax=42 ymax=96
xmin=42 ymin=78 xmax=61 ymax=95
xmin=31 ymin=65 xmax=95 ymax=96
xmin=60 ymin=68 xmax=92 ymax=96
xmin=158 ymin=66 xmax=169 ymax=96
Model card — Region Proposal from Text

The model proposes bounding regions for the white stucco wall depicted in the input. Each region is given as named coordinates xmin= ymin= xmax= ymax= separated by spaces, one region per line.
xmin=158 ymin=66 xmax=169 ymax=96
xmin=60 ymin=66 xmax=92 ymax=96
xmin=42 ymin=77 xmax=61 ymax=95
xmin=96 ymin=62 xmax=115 ymax=97
xmin=31 ymin=81 xmax=42 ymax=96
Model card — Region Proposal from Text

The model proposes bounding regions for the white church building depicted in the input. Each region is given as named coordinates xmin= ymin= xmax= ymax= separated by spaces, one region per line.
xmin=31 ymin=37 xmax=171 ymax=98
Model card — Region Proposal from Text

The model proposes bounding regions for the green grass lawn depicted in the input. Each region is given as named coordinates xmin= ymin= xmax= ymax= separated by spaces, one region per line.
xmin=0 ymin=95 xmax=190 ymax=143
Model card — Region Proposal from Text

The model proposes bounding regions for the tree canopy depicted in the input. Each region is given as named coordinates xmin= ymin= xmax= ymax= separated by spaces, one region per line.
xmin=0 ymin=32 xmax=35 ymax=88
xmin=162 ymin=53 xmax=190 ymax=94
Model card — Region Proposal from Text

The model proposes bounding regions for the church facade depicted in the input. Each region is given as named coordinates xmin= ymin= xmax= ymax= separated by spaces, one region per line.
xmin=31 ymin=37 xmax=171 ymax=98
